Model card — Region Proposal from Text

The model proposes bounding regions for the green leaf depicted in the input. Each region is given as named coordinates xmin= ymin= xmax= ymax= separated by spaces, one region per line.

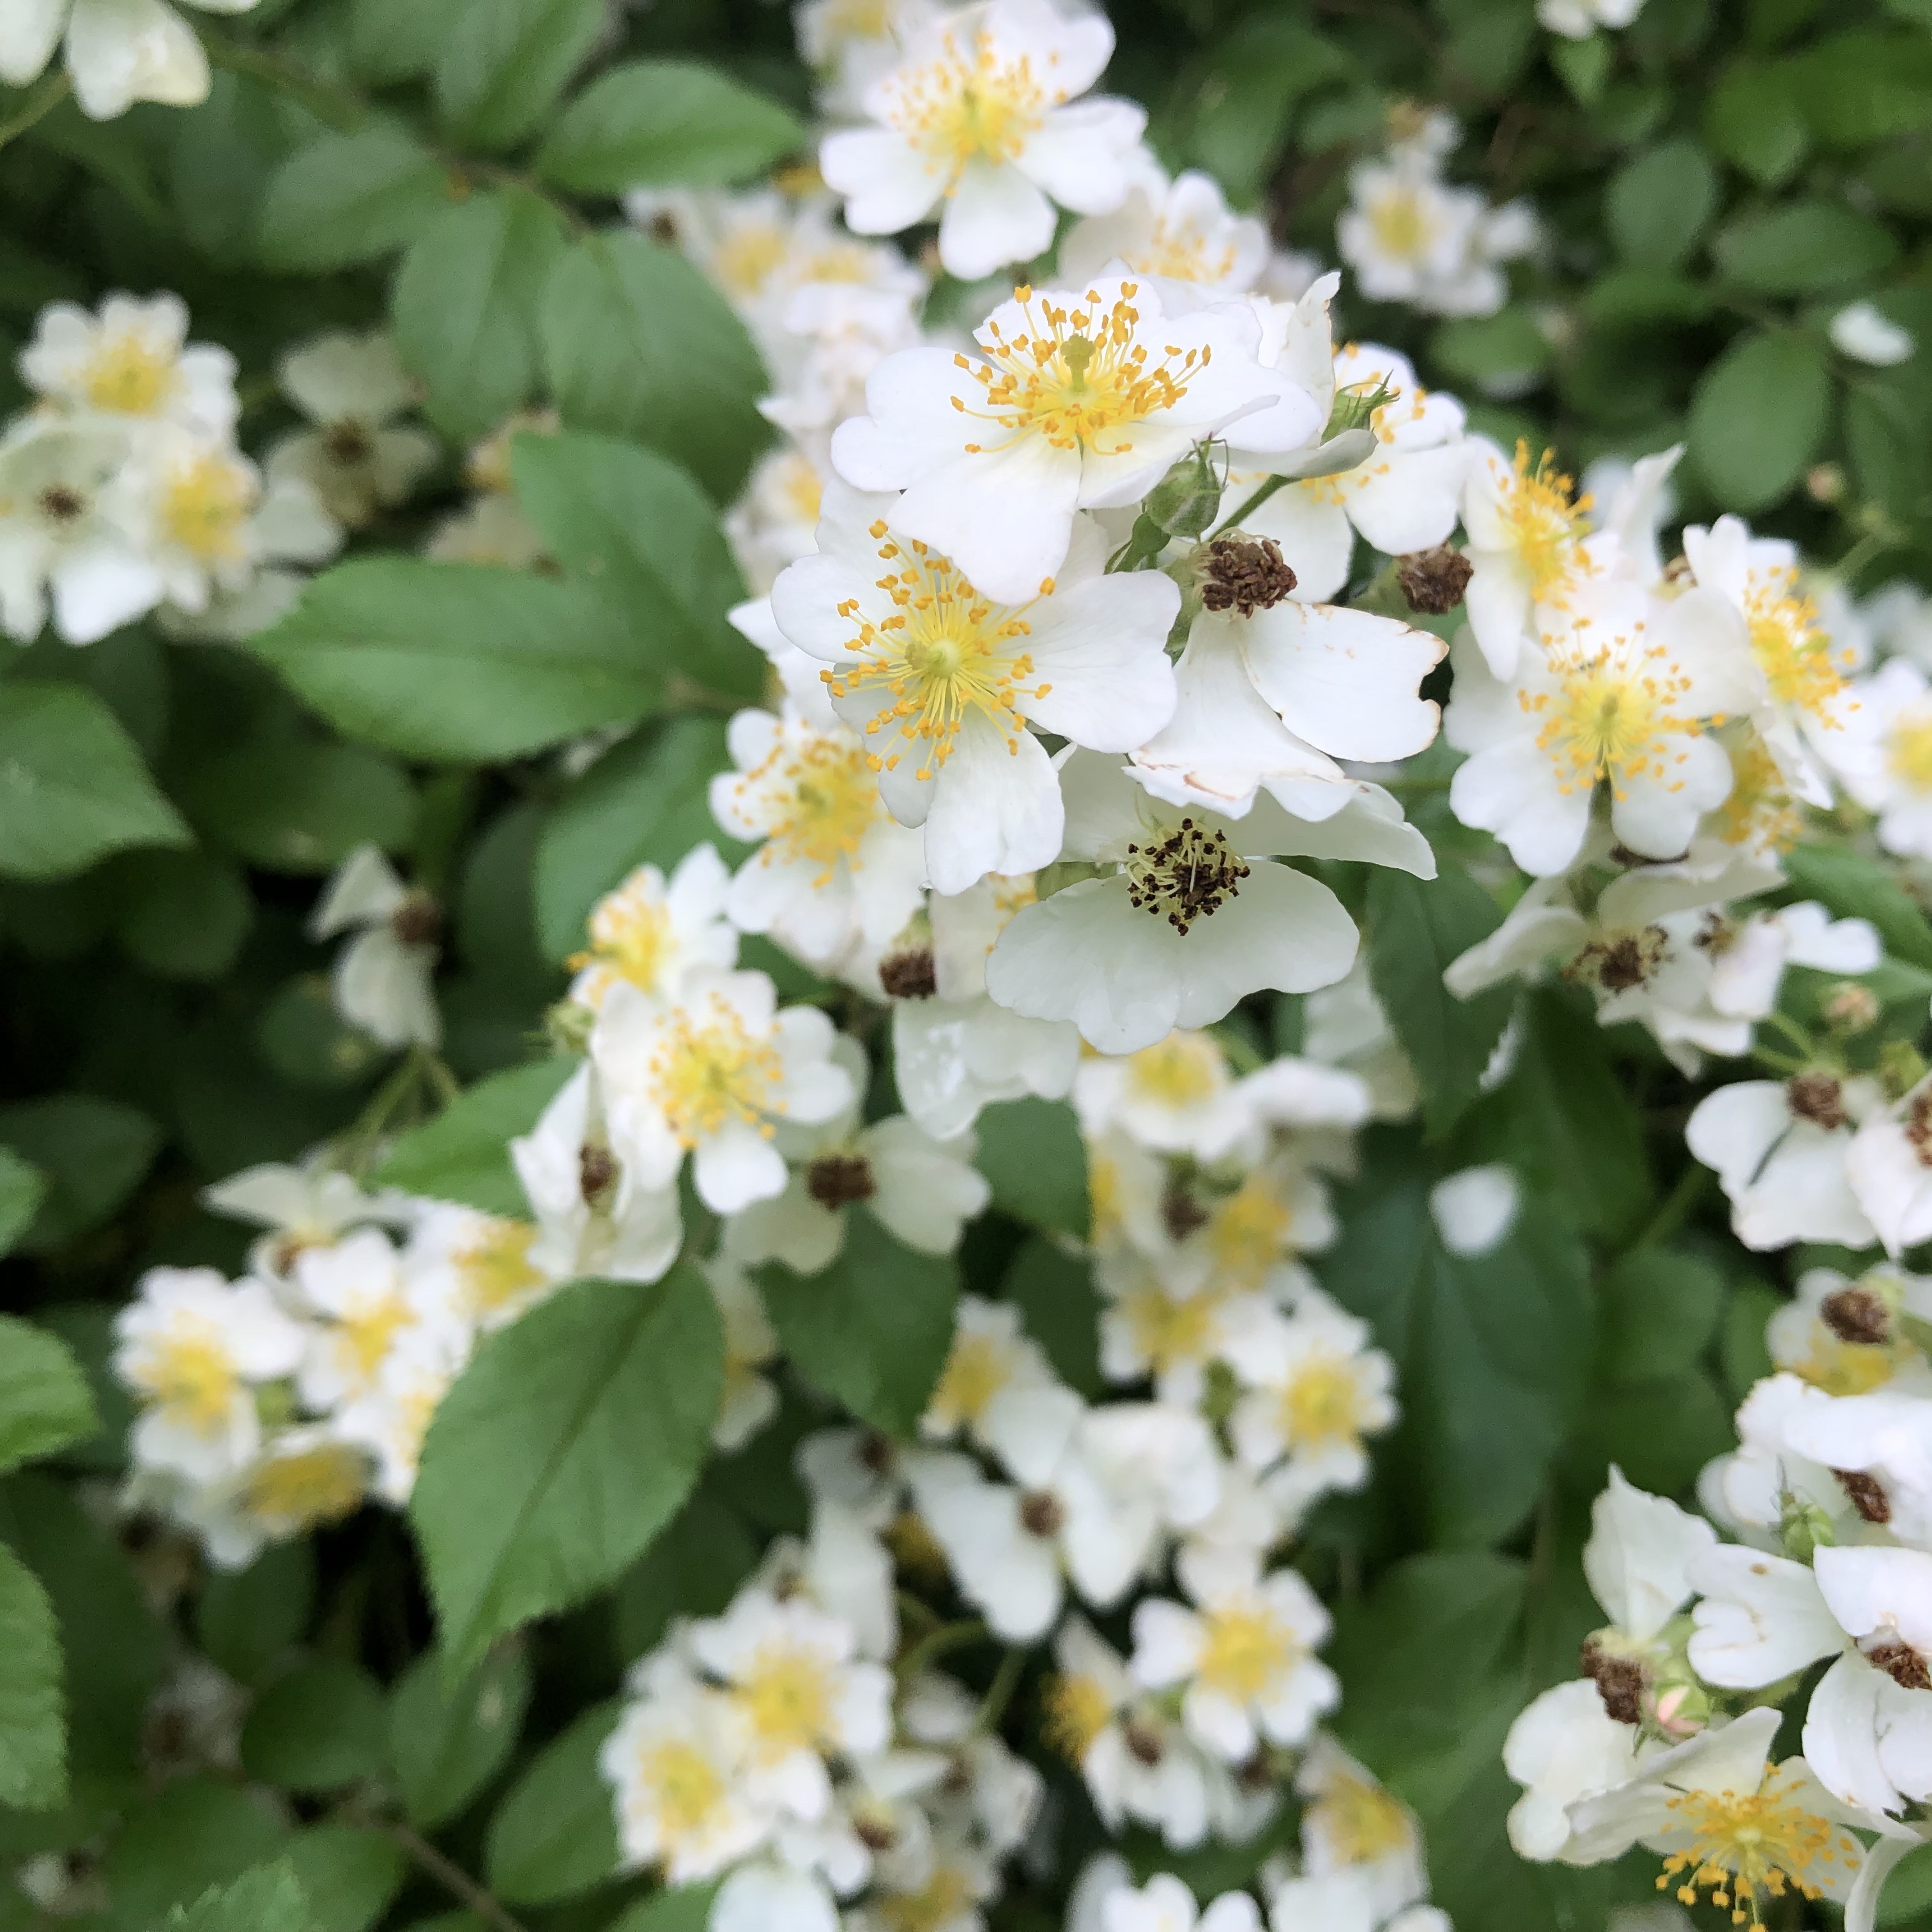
xmin=0 ymin=1149 xmax=46 ymax=1261
xmin=175 ymin=735 xmax=417 ymax=875
xmin=392 ymin=189 xmax=569 ymax=445
xmin=1431 ymin=308 xmax=1551 ymax=392
xmin=166 ymin=1862 xmax=308 ymax=1932
xmin=1570 ymin=1370 xmax=1736 ymax=1496
xmin=606 ymin=1886 xmax=722 ymax=1932
xmin=0 ymin=1096 xmax=160 ymax=1255
xmin=1874 ymin=1839 xmax=1932 ymax=1926
xmin=1713 ymin=199 xmax=1898 ymax=293
xmin=258 ymin=121 xmax=450 ymax=274
xmin=533 ymin=715 xmax=734 ymax=963
xmin=1797 ymin=31 xmax=1932 ymax=146
xmin=613 ymin=1491 xmax=760 ymax=1662
xmin=484 ymin=1700 xmax=622 ymax=1906
xmin=103 ymin=1778 xmax=288 ymax=1931
xmin=1722 ymin=1280 xmax=1781 ymax=1400
xmin=1549 ymin=32 xmax=1610 ymax=104
xmin=1180 ymin=18 xmax=1349 ymax=201
xmin=281 ymin=1827 xmax=406 ymax=1932
xmin=1706 ymin=61 xmax=1811 ymax=185
xmin=250 ymin=560 xmax=662 ymax=763
xmin=1002 ymin=1238 xmax=1103 ymax=1399
xmin=113 ymin=848 xmax=254 ymax=981
xmin=536 ymin=61 xmax=805 ymax=194
xmin=435 ymin=0 xmax=606 ymax=150
xmin=0 ymin=1543 xmax=65 ymax=1810
xmin=973 ymin=1098 xmax=1089 ymax=1239
xmin=374 ymin=1061 xmax=577 ymax=1216
xmin=1323 ymin=1132 xmax=1594 ymax=1547
xmin=241 ymin=1660 xmax=390 ymax=1794
xmin=1607 ymin=139 xmax=1719 ymax=268
xmin=0 ymin=681 xmax=189 ymax=882
xmin=1365 ymin=868 xmax=1513 ymax=1139
xmin=512 ymin=431 xmax=759 ymax=702
xmin=1781 ymin=843 xmax=1932 ymax=971
xmin=760 ymin=1211 xmax=958 ymax=1438
xmin=0 ymin=1319 xmax=97 ymax=1476
xmin=540 ymin=233 xmax=769 ymax=502
xmin=1689 ymin=328 xmax=1831 ymax=511
xmin=411 ymin=1271 xmax=723 ymax=1680
xmin=390 ymin=1645 xmax=533 ymax=1828
xmin=1595 ymin=1248 xmax=1725 ymax=1383
xmin=196 ymin=1542 xmax=316 ymax=1688
xmin=347 ymin=0 xmax=468 ymax=84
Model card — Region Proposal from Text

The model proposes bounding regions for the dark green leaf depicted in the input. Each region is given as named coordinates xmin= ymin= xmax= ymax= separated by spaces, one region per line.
xmin=391 ymin=1645 xmax=533 ymax=1828
xmin=259 ymin=122 xmax=451 ymax=274
xmin=1607 ymin=139 xmax=1719 ymax=268
xmin=973 ymin=1098 xmax=1089 ymax=1239
xmin=605 ymin=1886 xmax=722 ymax=1932
xmin=1705 ymin=61 xmax=1811 ymax=185
xmin=1713 ymin=200 xmax=1897 ymax=293
xmin=1689 ymin=328 xmax=1831 ymax=511
xmin=434 ymin=0 xmax=606 ymax=150
xmin=0 ymin=1319 xmax=96 ymax=1476
xmin=1595 ymin=1248 xmax=1725 ymax=1383
xmin=347 ymin=0 xmax=469 ymax=83
xmin=0 ymin=682 xmax=188 ymax=882
xmin=281 ymin=1827 xmax=406 ymax=1932
xmin=613 ymin=1491 xmax=760 ymax=1662
xmin=0 ymin=1097 xmax=160 ymax=1255
xmin=411 ymin=1271 xmax=723 ymax=1680
xmin=103 ymin=1778 xmax=288 ymax=1931
xmin=760 ymin=1211 xmax=958 ymax=1438
xmin=174 ymin=736 xmax=417 ymax=875
xmin=0 ymin=1150 xmax=47 ymax=1261
xmin=113 ymin=848 xmax=254 ymax=981
xmin=0 ymin=1543 xmax=65 ymax=1810
xmin=484 ymin=1700 xmax=621 ymax=1906
xmin=1570 ymin=1370 xmax=1736 ymax=1496
xmin=1797 ymin=31 xmax=1932 ymax=146
xmin=196 ymin=1542 xmax=316 ymax=1688
xmin=251 ymin=560 xmax=662 ymax=763
xmin=1001 ymin=1238 xmax=1103 ymax=1399
xmin=537 ymin=61 xmax=806 ymax=193
xmin=374 ymin=1061 xmax=577 ymax=1216
xmin=241 ymin=1661 xmax=390 ymax=1794
xmin=1722 ymin=1280 xmax=1781 ymax=1400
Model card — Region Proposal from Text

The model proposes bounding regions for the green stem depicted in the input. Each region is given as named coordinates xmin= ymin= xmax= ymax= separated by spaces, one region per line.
xmin=894 ymin=1617 xmax=988 ymax=1687
xmin=1213 ymin=472 xmax=1289 ymax=535
xmin=1763 ymin=1011 xmax=1816 ymax=1056
xmin=1628 ymin=1163 xmax=1710 ymax=1252
xmin=197 ymin=26 xmax=364 ymax=129
xmin=0 ymin=70 xmax=72 ymax=151
xmin=974 ymin=1647 xmax=1026 ymax=1735
xmin=387 ymin=1825 xmax=529 ymax=1932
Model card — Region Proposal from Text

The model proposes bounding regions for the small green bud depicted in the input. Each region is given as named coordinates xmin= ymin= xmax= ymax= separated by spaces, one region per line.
xmin=1878 ymin=1038 xmax=1928 ymax=1101
xmin=1034 ymin=860 xmax=1104 ymax=900
xmin=546 ymin=999 xmax=594 ymax=1055
xmin=1779 ymin=1493 xmax=1837 ymax=1565
xmin=1324 ymin=376 xmax=1398 ymax=441
xmin=1822 ymin=981 xmax=1881 ymax=1036
xmin=1141 ymin=443 xmax=1223 ymax=542
xmin=1200 ymin=1360 xmax=1240 ymax=1428
xmin=256 ymin=1381 xmax=296 ymax=1430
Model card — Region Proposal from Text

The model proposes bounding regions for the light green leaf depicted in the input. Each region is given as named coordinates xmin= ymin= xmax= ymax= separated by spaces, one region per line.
xmin=1797 ymin=31 xmax=1932 ymax=146
xmin=392 ymin=190 xmax=569 ymax=444
xmin=374 ymin=1061 xmax=578 ymax=1216
xmin=1713 ymin=199 xmax=1898 ymax=293
xmin=540 ymin=233 xmax=769 ymax=502
xmin=411 ymin=1271 xmax=724 ymax=1681
xmin=174 ymin=735 xmax=418 ymax=875
xmin=0 ymin=681 xmax=188 ymax=882
xmin=281 ymin=1827 xmax=406 ymax=1932
xmin=250 ymin=560 xmax=662 ymax=763
xmin=606 ymin=1886 xmax=722 ymax=1932
xmin=113 ymin=848 xmax=254 ymax=981
xmin=434 ymin=0 xmax=606 ymax=150
xmin=0 ymin=1319 xmax=96 ymax=1476
xmin=0 ymin=1149 xmax=48 ymax=1262
xmin=1689 ymin=328 xmax=1831 ymax=511
xmin=1607 ymin=139 xmax=1718 ymax=268
xmin=1430 ymin=307 xmax=1551 ymax=392
xmin=484 ymin=1700 xmax=622 ymax=1906
xmin=165 ymin=1863 xmax=308 ymax=1932
xmin=258 ymin=121 xmax=451 ymax=274
xmin=533 ymin=715 xmax=735 ymax=963
xmin=103 ymin=1777 xmax=289 ymax=1931
xmin=512 ymin=431 xmax=760 ymax=701
xmin=241 ymin=1661 xmax=390 ymax=1794
xmin=347 ymin=0 xmax=468 ymax=84
xmin=391 ymin=1646 xmax=533 ymax=1828
xmin=760 ymin=1213 xmax=958 ymax=1438
xmin=0 ymin=1543 xmax=65 ymax=1810
xmin=0 ymin=1096 xmax=160 ymax=1255
xmin=536 ymin=61 xmax=805 ymax=194
xmin=974 ymin=1098 xmax=1089 ymax=1239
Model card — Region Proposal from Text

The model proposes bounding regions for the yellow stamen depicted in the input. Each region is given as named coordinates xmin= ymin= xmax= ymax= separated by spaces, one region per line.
xmin=1041 ymin=1672 xmax=1112 ymax=1761
xmin=162 ymin=450 xmax=254 ymax=564
xmin=1198 ymin=1602 xmax=1296 ymax=1701
xmin=244 ymin=1442 xmax=365 ymax=1528
xmin=1655 ymin=1772 xmax=1856 ymax=1932
xmin=141 ymin=1321 xmax=239 ymax=1432
xmin=647 ymin=995 xmax=785 ymax=1147
xmin=736 ymin=1644 xmax=834 ymax=1760
xmin=82 ymin=331 xmax=179 ymax=415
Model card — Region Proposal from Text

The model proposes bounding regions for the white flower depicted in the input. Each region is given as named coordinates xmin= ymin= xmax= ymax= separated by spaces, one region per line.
xmin=267 ymin=333 xmax=438 ymax=528
xmin=309 ymin=845 xmax=441 ymax=1050
xmin=770 ymin=490 xmax=1180 ymax=893
xmin=169 ymin=1422 xmax=371 ymax=1568
xmin=920 ymin=1295 xmax=1057 ymax=1445
xmin=829 ymin=277 xmax=1322 ymax=605
xmin=1583 ymin=1466 xmax=1717 ymax=1646
xmin=1073 ymin=1031 xmax=1259 ymax=1163
xmin=818 ymin=0 xmax=1147 ymax=280
xmin=1429 ymin=1163 xmax=1519 ymax=1255
xmin=1767 ymin=1264 xmax=1932 ymax=1397
xmin=594 ymin=969 xmax=854 ymax=1213
xmin=0 ymin=0 xmax=259 ymax=117
xmin=113 ymin=1267 xmax=307 ymax=1482
xmin=1130 ymin=1546 xmax=1338 ymax=1761
xmin=1704 ymin=1372 xmax=1863 ymax=1541
xmin=1685 ymin=1075 xmax=1879 ymax=1252
xmin=0 ymin=414 xmax=161 ymax=644
xmin=702 ymin=1259 xmax=781 ymax=1453
xmin=1059 ymin=167 xmax=1270 ymax=298
xmin=20 ymin=293 xmax=237 ymax=433
xmin=1302 ymin=964 xmax=1418 ymax=1119
xmin=1777 ymin=1384 xmax=1932 ymax=1547
xmin=566 ymin=845 xmax=739 ymax=1013
xmin=689 ymin=1590 xmax=893 ymax=1821
xmin=1100 ymin=1873 xmax=1260 ymax=1932
xmin=846 ymin=1836 xmax=1000 ymax=1932
xmin=1687 ymin=1544 xmax=1844 ymax=1695
xmin=796 ymin=0 xmax=944 ymax=115
xmin=334 ymin=1335 xmax=460 ymax=1505
xmin=202 ymin=1159 xmax=395 ymax=1280
xmin=408 ymin=1204 xmax=555 ymax=1334
xmin=1807 ymin=1547 xmax=1932 ymax=1814
xmin=1098 ymin=1258 xmax=1265 ymax=1406
xmin=1444 ymin=588 xmax=1753 ymax=878
xmin=1848 ymin=1073 xmax=1932 ymax=1257
xmin=1815 ymin=658 xmax=1932 ymax=861
xmin=1538 ymin=0 xmax=1646 ymax=36
xmin=983 ymin=753 xmax=1359 ymax=1054
xmin=710 ymin=706 xmax=928 ymax=967
xmin=288 ymin=1225 xmax=469 ymax=1414
xmin=1296 ymin=1736 xmax=1429 ymax=1925
xmin=726 ymin=446 xmax=827 ymax=594
xmin=711 ymin=1863 xmax=840 ymax=1932
xmin=1502 ymin=1678 xmax=1649 ymax=1862
xmin=1831 ymin=302 xmax=1915 ymax=369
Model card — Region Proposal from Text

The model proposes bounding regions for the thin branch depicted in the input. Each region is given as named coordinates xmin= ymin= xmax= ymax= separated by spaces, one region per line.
xmin=0 ymin=70 xmax=72 ymax=152
xmin=388 ymin=1824 xmax=530 ymax=1932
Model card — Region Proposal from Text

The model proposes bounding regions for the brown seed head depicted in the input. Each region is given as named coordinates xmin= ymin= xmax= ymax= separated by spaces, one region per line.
xmin=1396 ymin=545 xmax=1473 ymax=615
xmin=1836 ymin=1468 xmax=1892 ymax=1524
xmin=806 ymin=1152 xmax=877 ymax=1208
xmin=1787 ymin=1072 xmax=1849 ymax=1132
xmin=1820 ymin=1286 xmax=1890 ymax=1348
xmin=879 ymin=946 xmax=938 ymax=1000
xmin=1199 ymin=535 xmax=1298 ymax=617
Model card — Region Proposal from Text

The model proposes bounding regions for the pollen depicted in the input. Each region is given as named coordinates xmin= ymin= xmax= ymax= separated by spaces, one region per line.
xmin=571 ymin=878 xmax=676 ymax=1006
xmin=1127 ymin=218 xmax=1239 ymax=288
xmin=243 ymin=1441 xmax=366 ymax=1529
xmin=1041 ymin=1672 xmax=1113 ymax=1761
xmin=1498 ymin=441 xmax=1592 ymax=603
xmin=1713 ymin=739 xmax=1802 ymax=852
xmin=1121 ymin=1281 xmax=1227 ymax=1375
xmin=1744 ymin=566 xmax=1846 ymax=723
xmin=633 ymin=1738 xmax=729 ymax=1841
xmin=1280 ymin=1353 xmax=1370 ymax=1450
xmin=930 ymin=1329 xmax=1013 ymax=1425
xmin=1655 ymin=1770 xmax=1856 ymax=1932
xmin=710 ymin=222 xmax=788 ymax=300
xmin=1208 ymin=1173 xmax=1294 ymax=1284
xmin=732 ymin=728 xmax=878 ymax=884
xmin=882 ymin=20 xmax=1055 ymax=178
xmin=1198 ymin=1601 xmax=1297 ymax=1701
xmin=1525 ymin=639 xmax=1694 ymax=802
xmin=647 ymin=993 xmax=785 ymax=1147
xmin=735 ymin=1643 xmax=835 ymax=1759
xmin=456 ymin=1219 xmax=544 ymax=1319
xmin=1308 ymin=1771 xmax=1413 ymax=1866
xmin=338 ymin=1291 xmax=410 ymax=1380
xmin=1366 ymin=183 xmax=1430 ymax=261
xmin=161 ymin=450 xmax=254 ymax=564
xmin=955 ymin=284 xmax=1206 ymax=456
xmin=1123 ymin=818 xmax=1250 ymax=933
xmin=140 ymin=1321 xmax=240 ymax=1432
xmin=875 ymin=1864 xmax=974 ymax=1932
xmin=81 ymin=330 xmax=180 ymax=415
xmin=1125 ymin=1031 xmax=1222 ymax=1107
xmin=1887 ymin=709 xmax=1932 ymax=793
xmin=825 ymin=533 xmax=1048 ymax=779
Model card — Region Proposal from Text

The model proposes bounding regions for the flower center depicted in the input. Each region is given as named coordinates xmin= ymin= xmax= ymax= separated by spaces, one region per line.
xmin=1367 ymin=186 xmax=1429 ymax=260
xmin=1744 ymin=569 xmax=1845 ymax=722
xmin=1198 ymin=1602 xmax=1296 ymax=1701
xmin=1123 ymin=818 xmax=1251 ymax=934
xmin=1526 ymin=645 xmax=1693 ymax=801
xmin=339 ymin=1291 xmax=411 ymax=1380
xmin=457 ymin=1220 xmax=544 ymax=1319
xmin=737 ymin=1644 xmax=835 ymax=1759
xmin=1130 ymin=219 xmax=1238 ymax=287
xmin=1126 ymin=1031 xmax=1222 ymax=1107
xmin=142 ymin=1321 xmax=239 ymax=1431
xmin=883 ymin=25 xmax=1050 ymax=175
xmin=1308 ymin=1772 xmax=1413 ymax=1864
xmin=1281 ymin=1354 xmax=1368 ymax=1448
xmin=1041 ymin=1673 xmax=1112 ymax=1761
xmin=243 ymin=1442 xmax=366 ymax=1528
xmin=634 ymin=1739 xmax=729 ymax=1841
xmin=930 ymin=1331 xmax=1014 ymax=1425
xmin=737 ymin=726 xmax=880 ymax=883
xmin=806 ymin=1151 xmax=876 ymax=1207
xmin=1209 ymin=1174 xmax=1293 ymax=1282
xmin=647 ymin=996 xmax=784 ymax=1147
xmin=82 ymin=332 xmax=178 ymax=415
xmin=1714 ymin=740 xmax=1800 ymax=851
xmin=162 ymin=452 xmax=254 ymax=563
xmin=876 ymin=1866 xmax=974 ymax=1932
xmin=1499 ymin=442 xmax=1591 ymax=602
xmin=1121 ymin=1282 xmax=1225 ymax=1374
xmin=37 ymin=484 xmax=85 ymax=525
xmin=826 ymin=526 xmax=1047 ymax=781
xmin=956 ymin=284 xmax=1208 ymax=457
xmin=1656 ymin=1774 xmax=1855 ymax=1932
xmin=572 ymin=887 xmax=672 ymax=1003
xmin=1888 ymin=710 xmax=1932 ymax=793
xmin=711 ymin=222 xmax=788 ymax=299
